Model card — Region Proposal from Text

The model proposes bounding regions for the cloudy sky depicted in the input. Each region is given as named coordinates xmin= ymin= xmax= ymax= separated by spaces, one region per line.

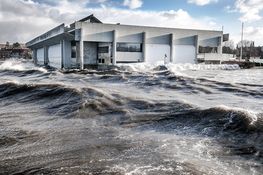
xmin=0 ymin=0 xmax=263 ymax=45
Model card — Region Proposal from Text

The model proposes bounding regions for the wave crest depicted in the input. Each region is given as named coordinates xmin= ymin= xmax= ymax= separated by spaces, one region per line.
xmin=0 ymin=59 xmax=47 ymax=73
xmin=118 ymin=63 xmax=240 ymax=73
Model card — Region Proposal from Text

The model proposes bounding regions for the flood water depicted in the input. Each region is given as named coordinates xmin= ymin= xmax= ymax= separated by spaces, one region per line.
xmin=0 ymin=59 xmax=262 ymax=175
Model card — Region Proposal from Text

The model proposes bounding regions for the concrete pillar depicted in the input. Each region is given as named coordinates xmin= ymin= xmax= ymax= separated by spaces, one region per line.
xmin=195 ymin=35 xmax=199 ymax=63
xmin=44 ymin=46 xmax=49 ymax=65
xmin=61 ymin=40 xmax=64 ymax=69
xmin=33 ymin=49 xmax=37 ymax=64
xmin=218 ymin=36 xmax=223 ymax=54
xmin=142 ymin=32 xmax=147 ymax=62
xmin=79 ymin=29 xmax=84 ymax=70
xmin=76 ymin=29 xmax=84 ymax=70
xmin=170 ymin=33 xmax=174 ymax=63
xmin=76 ymin=42 xmax=80 ymax=66
xmin=112 ymin=30 xmax=117 ymax=65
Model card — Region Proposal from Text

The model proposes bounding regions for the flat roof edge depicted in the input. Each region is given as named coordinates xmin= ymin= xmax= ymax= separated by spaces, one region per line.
xmin=26 ymin=23 xmax=65 ymax=47
xmin=81 ymin=22 xmax=223 ymax=33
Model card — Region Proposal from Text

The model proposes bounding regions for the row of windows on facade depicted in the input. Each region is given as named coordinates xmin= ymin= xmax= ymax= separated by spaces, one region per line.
xmin=98 ymin=43 xmax=142 ymax=54
xmin=99 ymin=44 xmax=216 ymax=54
xmin=71 ymin=43 xmax=218 ymax=58
xmin=71 ymin=43 xmax=142 ymax=58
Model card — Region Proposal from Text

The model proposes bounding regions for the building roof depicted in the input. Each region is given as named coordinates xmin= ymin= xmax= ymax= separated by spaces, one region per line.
xmin=78 ymin=14 xmax=102 ymax=23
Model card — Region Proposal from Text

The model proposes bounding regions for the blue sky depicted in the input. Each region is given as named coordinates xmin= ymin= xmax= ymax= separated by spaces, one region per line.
xmin=0 ymin=0 xmax=263 ymax=45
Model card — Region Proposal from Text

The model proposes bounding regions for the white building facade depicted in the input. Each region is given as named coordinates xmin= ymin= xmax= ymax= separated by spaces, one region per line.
xmin=26 ymin=15 xmax=227 ymax=69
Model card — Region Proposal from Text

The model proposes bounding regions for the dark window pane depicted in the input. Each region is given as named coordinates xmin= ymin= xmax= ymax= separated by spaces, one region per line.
xmin=117 ymin=43 xmax=142 ymax=52
xmin=98 ymin=46 xmax=109 ymax=53
xmin=117 ymin=43 xmax=128 ymax=52
xmin=199 ymin=46 xmax=218 ymax=53
xmin=71 ymin=46 xmax=76 ymax=58
xmin=71 ymin=41 xmax=77 ymax=58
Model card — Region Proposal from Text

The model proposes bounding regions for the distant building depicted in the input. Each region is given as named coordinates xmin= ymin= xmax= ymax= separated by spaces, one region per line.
xmin=0 ymin=44 xmax=6 ymax=49
xmin=0 ymin=42 xmax=31 ymax=59
xmin=26 ymin=14 xmax=229 ymax=69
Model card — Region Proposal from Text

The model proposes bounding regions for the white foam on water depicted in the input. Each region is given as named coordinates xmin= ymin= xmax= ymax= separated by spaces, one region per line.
xmin=0 ymin=59 xmax=25 ymax=71
xmin=0 ymin=59 xmax=47 ymax=73
xmin=215 ymin=105 xmax=260 ymax=125
xmin=166 ymin=63 xmax=240 ymax=71
xmin=117 ymin=62 xmax=240 ymax=78
xmin=118 ymin=62 xmax=240 ymax=71
xmin=114 ymin=129 xmax=242 ymax=175
xmin=109 ymin=164 xmax=174 ymax=175
xmin=118 ymin=62 xmax=161 ymax=73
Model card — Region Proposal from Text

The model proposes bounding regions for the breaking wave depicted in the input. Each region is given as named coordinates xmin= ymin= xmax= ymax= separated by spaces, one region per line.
xmin=118 ymin=62 xmax=240 ymax=73
xmin=0 ymin=60 xmax=262 ymax=175
xmin=0 ymin=59 xmax=47 ymax=73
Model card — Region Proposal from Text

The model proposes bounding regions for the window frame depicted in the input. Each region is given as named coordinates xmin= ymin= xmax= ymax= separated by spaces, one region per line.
xmin=116 ymin=43 xmax=142 ymax=52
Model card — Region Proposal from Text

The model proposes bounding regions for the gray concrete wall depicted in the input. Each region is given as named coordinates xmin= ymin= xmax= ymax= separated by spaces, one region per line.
xmin=84 ymin=42 xmax=97 ymax=65
xmin=36 ymin=48 xmax=44 ymax=65
xmin=48 ymin=43 xmax=61 ymax=69
xmin=118 ymin=33 xmax=143 ymax=43
xmin=62 ymin=40 xmax=72 ymax=68
xmin=33 ymin=49 xmax=37 ymax=64
xmin=98 ymin=42 xmax=112 ymax=64
xmin=146 ymin=44 xmax=170 ymax=64
xmin=27 ymin=24 xmax=65 ymax=47
xmin=116 ymin=52 xmax=143 ymax=62
xmin=174 ymin=36 xmax=196 ymax=45
xmin=199 ymin=37 xmax=220 ymax=47
xmin=76 ymin=41 xmax=81 ymax=66
xmin=147 ymin=34 xmax=170 ymax=45
xmin=75 ymin=22 xmax=222 ymax=44
xmin=74 ymin=22 xmax=222 ymax=66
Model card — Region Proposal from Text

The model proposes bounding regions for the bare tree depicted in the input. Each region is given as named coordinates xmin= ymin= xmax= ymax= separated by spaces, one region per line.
xmin=237 ymin=40 xmax=254 ymax=48
xmin=236 ymin=40 xmax=262 ymax=60
xmin=223 ymin=40 xmax=235 ymax=50
xmin=222 ymin=40 xmax=235 ymax=54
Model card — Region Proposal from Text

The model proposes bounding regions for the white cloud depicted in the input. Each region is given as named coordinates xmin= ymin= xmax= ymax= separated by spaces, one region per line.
xmin=224 ymin=5 xmax=236 ymax=13
xmin=0 ymin=0 xmax=220 ymax=43
xmin=244 ymin=26 xmax=263 ymax=44
xmin=229 ymin=25 xmax=263 ymax=45
xmin=187 ymin=0 xmax=218 ymax=6
xmin=123 ymin=0 xmax=143 ymax=9
xmin=232 ymin=0 xmax=263 ymax=22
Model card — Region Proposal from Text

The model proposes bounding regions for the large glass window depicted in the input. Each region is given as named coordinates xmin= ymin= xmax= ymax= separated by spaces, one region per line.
xmin=199 ymin=46 xmax=218 ymax=53
xmin=117 ymin=43 xmax=142 ymax=52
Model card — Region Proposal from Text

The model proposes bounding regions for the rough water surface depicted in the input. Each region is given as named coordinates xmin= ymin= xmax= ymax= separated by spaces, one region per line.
xmin=0 ymin=59 xmax=262 ymax=175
